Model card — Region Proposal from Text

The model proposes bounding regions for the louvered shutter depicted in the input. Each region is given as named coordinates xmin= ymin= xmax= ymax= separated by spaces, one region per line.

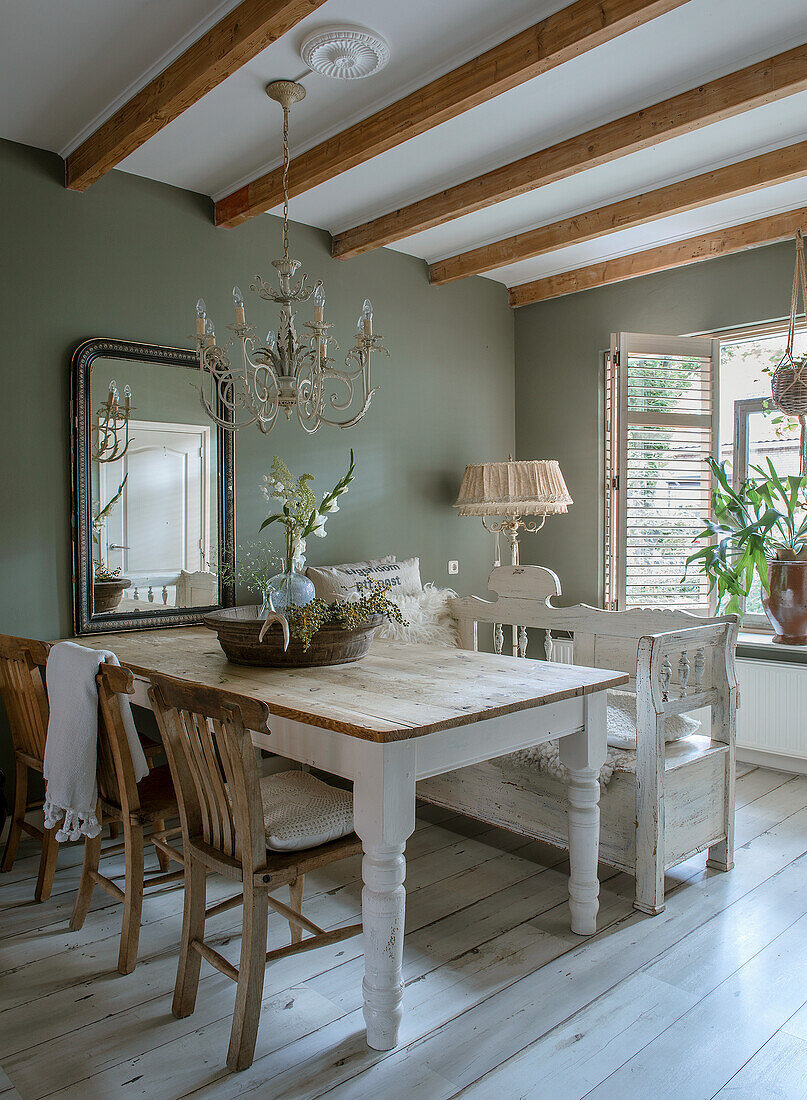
xmin=604 ymin=333 xmax=719 ymax=612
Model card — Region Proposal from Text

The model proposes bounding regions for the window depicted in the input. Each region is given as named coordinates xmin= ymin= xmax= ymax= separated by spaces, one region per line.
xmin=605 ymin=325 xmax=807 ymax=624
xmin=604 ymin=333 xmax=718 ymax=612
xmin=718 ymin=328 xmax=807 ymax=625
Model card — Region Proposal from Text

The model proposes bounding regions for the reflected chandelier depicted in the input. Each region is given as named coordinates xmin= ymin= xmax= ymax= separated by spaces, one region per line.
xmin=93 ymin=380 xmax=134 ymax=462
xmin=194 ymin=80 xmax=387 ymax=434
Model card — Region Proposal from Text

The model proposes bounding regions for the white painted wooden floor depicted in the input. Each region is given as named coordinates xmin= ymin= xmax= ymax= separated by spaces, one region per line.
xmin=2 ymin=764 xmax=807 ymax=1099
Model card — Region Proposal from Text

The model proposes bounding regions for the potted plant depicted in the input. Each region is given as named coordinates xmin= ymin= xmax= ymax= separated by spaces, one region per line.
xmin=686 ymin=456 xmax=807 ymax=643
xmin=205 ymin=449 xmax=406 ymax=666
xmin=93 ymin=563 xmax=132 ymax=614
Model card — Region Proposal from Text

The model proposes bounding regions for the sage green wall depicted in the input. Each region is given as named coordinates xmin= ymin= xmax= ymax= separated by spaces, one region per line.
xmin=514 ymin=242 xmax=797 ymax=605
xmin=0 ymin=137 xmax=514 ymax=780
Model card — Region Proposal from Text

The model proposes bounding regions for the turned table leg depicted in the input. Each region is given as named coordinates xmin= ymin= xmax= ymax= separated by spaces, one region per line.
xmin=559 ymin=691 xmax=607 ymax=936
xmin=353 ymin=741 xmax=416 ymax=1051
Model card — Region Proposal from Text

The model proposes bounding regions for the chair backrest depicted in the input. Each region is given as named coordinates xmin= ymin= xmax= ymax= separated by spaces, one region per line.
xmin=95 ymin=661 xmax=141 ymax=816
xmin=0 ymin=635 xmax=51 ymax=767
xmin=148 ymin=673 xmax=271 ymax=877
xmin=450 ymin=566 xmax=740 ymax=716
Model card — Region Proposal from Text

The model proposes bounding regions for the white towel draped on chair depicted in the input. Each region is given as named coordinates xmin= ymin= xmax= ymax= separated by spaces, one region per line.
xmin=43 ymin=641 xmax=148 ymax=841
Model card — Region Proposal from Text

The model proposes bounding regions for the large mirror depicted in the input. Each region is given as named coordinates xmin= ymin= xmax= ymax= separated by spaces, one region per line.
xmin=72 ymin=338 xmax=234 ymax=634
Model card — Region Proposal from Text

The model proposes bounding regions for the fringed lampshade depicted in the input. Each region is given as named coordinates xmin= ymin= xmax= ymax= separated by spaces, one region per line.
xmin=454 ymin=459 xmax=572 ymax=517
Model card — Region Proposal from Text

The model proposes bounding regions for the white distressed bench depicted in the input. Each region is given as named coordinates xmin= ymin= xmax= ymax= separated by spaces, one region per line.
xmin=417 ymin=566 xmax=740 ymax=914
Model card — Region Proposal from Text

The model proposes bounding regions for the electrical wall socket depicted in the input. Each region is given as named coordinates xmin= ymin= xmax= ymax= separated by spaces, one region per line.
xmin=447 ymin=560 xmax=459 ymax=575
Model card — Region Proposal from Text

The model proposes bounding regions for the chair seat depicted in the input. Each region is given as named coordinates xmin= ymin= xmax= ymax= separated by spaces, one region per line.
xmin=101 ymin=763 xmax=178 ymax=825
xmin=262 ymin=832 xmax=363 ymax=883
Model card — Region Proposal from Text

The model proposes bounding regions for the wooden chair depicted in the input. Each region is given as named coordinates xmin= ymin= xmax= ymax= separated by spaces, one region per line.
xmin=70 ymin=661 xmax=185 ymax=974
xmin=0 ymin=634 xmax=59 ymax=900
xmin=418 ymin=566 xmax=740 ymax=915
xmin=149 ymin=673 xmax=363 ymax=1072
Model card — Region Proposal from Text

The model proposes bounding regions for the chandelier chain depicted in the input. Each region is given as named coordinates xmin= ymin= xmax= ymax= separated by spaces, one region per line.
xmin=282 ymin=106 xmax=290 ymax=262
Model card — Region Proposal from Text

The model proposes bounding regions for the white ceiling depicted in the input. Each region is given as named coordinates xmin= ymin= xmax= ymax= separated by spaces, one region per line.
xmin=2 ymin=0 xmax=807 ymax=292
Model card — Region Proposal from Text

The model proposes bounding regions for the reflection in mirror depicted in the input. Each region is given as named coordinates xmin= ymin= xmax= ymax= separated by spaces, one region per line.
xmin=73 ymin=340 xmax=234 ymax=633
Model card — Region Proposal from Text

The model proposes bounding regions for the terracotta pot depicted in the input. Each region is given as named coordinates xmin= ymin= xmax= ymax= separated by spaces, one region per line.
xmin=93 ymin=578 xmax=131 ymax=614
xmin=763 ymin=560 xmax=807 ymax=644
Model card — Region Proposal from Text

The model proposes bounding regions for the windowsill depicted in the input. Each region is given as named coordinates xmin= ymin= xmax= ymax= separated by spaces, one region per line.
xmin=738 ymin=630 xmax=807 ymax=664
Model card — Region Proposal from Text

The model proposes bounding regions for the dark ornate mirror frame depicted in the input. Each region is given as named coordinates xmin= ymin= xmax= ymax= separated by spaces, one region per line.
xmin=71 ymin=337 xmax=235 ymax=635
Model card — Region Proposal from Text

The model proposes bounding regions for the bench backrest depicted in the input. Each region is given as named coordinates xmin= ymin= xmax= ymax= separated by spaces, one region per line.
xmin=449 ymin=566 xmax=739 ymax=718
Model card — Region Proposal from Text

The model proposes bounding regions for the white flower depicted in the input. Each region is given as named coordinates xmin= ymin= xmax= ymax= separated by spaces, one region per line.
xmin=320 ymin=498 xmax=339 ymax=514
xmin=310 ymin=513 xmax=327 ymax=538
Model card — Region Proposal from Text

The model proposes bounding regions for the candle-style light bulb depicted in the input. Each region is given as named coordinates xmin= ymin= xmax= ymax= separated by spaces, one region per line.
xmin=265 ymin=330 xmax=277 ymax=353
xmin=233 ymin=286 xmax=245 ymax=325
xmin=123 ymin=385 xmax=132 ymax=411
xmin=361 ymin=297 xmax=373 ymax=336
xmin=313 ymin=283 xmax=325 ymax=324
xmin=204 ymin=317 xmax=215 ymax=346
xmin=195 ymin=298 xmax=207 ymax=337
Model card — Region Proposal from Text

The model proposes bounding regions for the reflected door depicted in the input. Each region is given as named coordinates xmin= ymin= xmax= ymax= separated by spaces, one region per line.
xmin=100 ymin=421 xmax=211 ymax=597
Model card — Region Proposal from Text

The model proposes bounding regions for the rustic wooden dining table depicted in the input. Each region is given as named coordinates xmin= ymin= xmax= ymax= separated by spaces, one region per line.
xmin=75 ymin=626 xmax=627 ymax=1051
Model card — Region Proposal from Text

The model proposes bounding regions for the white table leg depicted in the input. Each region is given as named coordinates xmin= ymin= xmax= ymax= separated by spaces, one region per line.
xmin=353 ymin=741 xmax=417 ymax=1050
xmin=559 ymin=691 xmax=607 ymax=936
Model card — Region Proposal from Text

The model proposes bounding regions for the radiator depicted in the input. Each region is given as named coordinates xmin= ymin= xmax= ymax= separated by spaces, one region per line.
xmin=548 ymin=637 xmax=807 ymax=774
xmin=551 ymin=637 xmax=574 ymax=663
xmin=735 ymin=657 xmax=807 ymax=774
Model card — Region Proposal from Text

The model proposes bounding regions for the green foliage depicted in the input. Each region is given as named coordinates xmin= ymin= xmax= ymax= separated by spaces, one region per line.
xmin=685 ymin=457 xmax=807 ymax=613
xmin=94 ymin=563 xmax=123 ymax=582
xmin=284 ymin=580 xmax=406 ymax=651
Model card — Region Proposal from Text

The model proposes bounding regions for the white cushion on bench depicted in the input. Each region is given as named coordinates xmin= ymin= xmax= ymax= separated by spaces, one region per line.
xmin=607 ymin=690 xmax=700 ymax=750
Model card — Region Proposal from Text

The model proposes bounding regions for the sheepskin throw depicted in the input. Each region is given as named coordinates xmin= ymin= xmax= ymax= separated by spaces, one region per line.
xmin=377 ymin=583 xmax=460 ymax=647
xmin=511 ymin=741 xmax=635 ymax=788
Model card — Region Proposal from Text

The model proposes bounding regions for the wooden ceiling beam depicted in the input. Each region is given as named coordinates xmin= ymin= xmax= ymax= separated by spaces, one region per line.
xmin=65 ymin=0 xmax=327 ymax=192
xmin=333 ymin=43 xmax=807 ymax=260
xmin=507 ymin=206 xmax=807 ymax=306
xmin=429 ymin=140 xmax=807 ymax=284
xmin=215 ymin=0 xmax=692 ymax=229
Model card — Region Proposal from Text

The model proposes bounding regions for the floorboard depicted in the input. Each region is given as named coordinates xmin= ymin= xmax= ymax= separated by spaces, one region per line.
xmin=0 ymin=765 xmax=805 ymax=1100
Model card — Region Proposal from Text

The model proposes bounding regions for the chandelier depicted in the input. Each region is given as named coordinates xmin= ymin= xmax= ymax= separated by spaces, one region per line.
xmin=194 ymin=80 xmax=387 ymax=434
xmin=93 ymin=380 xmax=134 ymax=462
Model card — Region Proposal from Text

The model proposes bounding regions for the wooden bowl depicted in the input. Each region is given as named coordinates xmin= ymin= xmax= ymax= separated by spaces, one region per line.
xmin=203 ymin=605 xmax=382 ymax=667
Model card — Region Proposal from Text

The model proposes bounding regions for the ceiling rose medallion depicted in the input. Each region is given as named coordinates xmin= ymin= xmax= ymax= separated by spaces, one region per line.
xmin=194 ymin=80 xmax=387 ymax=435
xmin=300 ymin=26 xmax=390 ymax=80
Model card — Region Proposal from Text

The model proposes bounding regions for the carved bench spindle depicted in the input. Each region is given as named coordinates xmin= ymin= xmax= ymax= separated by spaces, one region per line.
xmin=544 ymin=629 xmax=554 ymax=662
xmin=162 ymin=586 xmax=169 ymax=605
xmin=693 ymin=648 xmax=705 ymax=691
xmin=494 ymin=623 xmax=504 ymax=655
xmin=678 ymin=651 xmax=690 ymax=697
xmin=660 ymin=656 xmax=672 ymax=702
xmin=518 ymin=626 xmax=528 ymax=659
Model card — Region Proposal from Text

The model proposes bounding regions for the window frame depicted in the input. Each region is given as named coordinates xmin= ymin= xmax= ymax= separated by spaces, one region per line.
xmin=731 ymin=395 xmax=771 ymax=631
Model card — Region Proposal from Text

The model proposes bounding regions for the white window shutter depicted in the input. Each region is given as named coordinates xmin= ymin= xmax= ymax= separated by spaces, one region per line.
xmin=605 ymin=333 xmax=719 ymax=612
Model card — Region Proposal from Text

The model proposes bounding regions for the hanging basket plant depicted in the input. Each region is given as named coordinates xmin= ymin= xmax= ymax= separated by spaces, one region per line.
xmin=770 ymin=229 xmax=807 ymax=471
